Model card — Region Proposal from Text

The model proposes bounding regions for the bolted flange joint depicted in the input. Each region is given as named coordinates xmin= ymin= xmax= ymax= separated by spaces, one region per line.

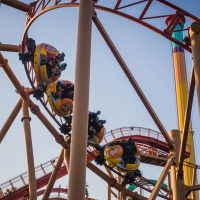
xmin=21 ymin=116 xmax=31 ymax=122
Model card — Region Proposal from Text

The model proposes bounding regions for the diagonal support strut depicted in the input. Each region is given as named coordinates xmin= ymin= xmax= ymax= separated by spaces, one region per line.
xmin=92 ymin=13 xmax=174 ymax=150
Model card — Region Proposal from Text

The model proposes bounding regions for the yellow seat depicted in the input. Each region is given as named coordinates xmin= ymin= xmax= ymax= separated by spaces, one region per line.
xmin=33 ymin=43 xmax=60 ymax=85
xmin=46 ymin=80 xmax=73 ymax=117
xmin=104 ymin=143 xmax=140 ymax=173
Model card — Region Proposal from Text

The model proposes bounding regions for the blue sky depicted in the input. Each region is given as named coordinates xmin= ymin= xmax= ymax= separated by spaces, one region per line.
xmin=0 ymin=1 xmax=200 ymax=199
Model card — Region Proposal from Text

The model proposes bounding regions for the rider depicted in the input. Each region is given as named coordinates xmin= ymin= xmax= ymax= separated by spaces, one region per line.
xmin=106 ymin=139 xmax=138 ymax=167
xmin=51 ymin=80 xmax=74 ymax=99
xmin=46 ymin=52 xmax=67 ymax=78
xmin=88 ymin=111 xmax=106 ymax=137
xmin=121 ymin=139 xmax=138 ymax=166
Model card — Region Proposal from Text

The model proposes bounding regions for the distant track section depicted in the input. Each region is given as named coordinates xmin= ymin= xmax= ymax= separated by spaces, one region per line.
xmin=0 ymin=127 xmax=190 ymax=200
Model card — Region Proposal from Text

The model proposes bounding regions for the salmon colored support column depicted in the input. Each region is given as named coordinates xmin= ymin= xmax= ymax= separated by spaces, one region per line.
xmin=118 ymin=175 xmax=122 ymax=200
xmin=64 ymin=136 xmax=71 ymax=170
xmin=67 ymin=0 xmax=93 ymax=200
xmin=107 ymin=185 xmax=111 ymax=200
xmin=166 ymin=16 xmax=197 ymax=199
xmin=169 ymin=130 xmax=184 ymax=200
xmin=190 ymin=22 xmax=200 ymax=115
xmin=22 ymin=100 xmax=37 ymax=200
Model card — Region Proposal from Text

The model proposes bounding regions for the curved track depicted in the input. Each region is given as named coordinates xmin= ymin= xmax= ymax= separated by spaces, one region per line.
xmin=0 ymin=127 xmax=191 ymax=200
xmin=21 ymin=0 xmax=200 ymax=129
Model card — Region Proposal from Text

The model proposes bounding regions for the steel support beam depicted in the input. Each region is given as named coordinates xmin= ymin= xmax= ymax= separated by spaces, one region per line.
xmin=1 ymin=0 xmax=31 ymax=12
xmin=149 ymin=155 xmax=174 ymax=200
xmin=0 ymin=98 xmax=22 ymax=143
xmin=169 ymin=130 xmax=185 ymax=200
xmin=64 ymin=136 xmax=71 ymax=170
xmin=118 ymin=175 xmax=121 ymax=200
xmin=167 ymin=172 xmax=172 ymax=199
xmin=190 ymin=22 xmax=200 ymax=115
xmin=0 ymin=44 xmax=21 ymax=52
xmin=22 ymin=100 xmax=37 ymax=200
xmin=107 ymin=185 xmax=111 ymax=200
xmin=118 ymin=175 xmax=122 ymax=200
xmin=192 ymin=167 xmax=198 ymax=200
xmin=114 ymin=0 xmax=122 ymax=10
xmin=178 ymin=68 xmax=195 ymax=173
xmin=93 ymin=14 xmax=174 ymax=150
xmin=186 ymin=185 xmax=200 ymax=197
xmin=139 ymin=0 xmax=153 ymax=20
xmin=42 ymin=149 xmax=64 ymax=200
xmin=67 ymin=0 xmax=92 ymax=199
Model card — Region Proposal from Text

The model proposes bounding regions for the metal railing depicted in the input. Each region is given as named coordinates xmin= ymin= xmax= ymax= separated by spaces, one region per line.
xmin=0 ymin=157 xmax=60 ymax=196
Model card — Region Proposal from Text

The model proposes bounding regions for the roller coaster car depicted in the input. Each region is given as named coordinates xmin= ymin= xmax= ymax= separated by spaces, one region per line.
xmin=104 ymin=139 xmax=140 ymax=173
xmin=60 ymin=111 xmax=106 ymax=146
xmin=46 ymin=80 xmax=74 ymax=117
xmin=34 ymin=43 xmax=67 ymax=85
xmin=88 ymin=111 xmax=106 ymax=146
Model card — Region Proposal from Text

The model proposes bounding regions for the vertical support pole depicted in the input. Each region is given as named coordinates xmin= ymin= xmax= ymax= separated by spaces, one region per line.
xmin=118 ymin=175 xmax=121 ymax=200
xmin=105 ymin=166 xmax=113 ymax=200
xmin=169 ymin=130 xmax=184 ymax=200
xmin=120 ymin=192 xmax=126 ymax=200
xmin=22 ymin=100 xmax=37 ymax=200
xmin=167 ymin=172 xmax=172 ymax=198
xmin=166 ymin=16 xmax=197 ymax=199
xmin=189 ymin=22 xmax=200 ymax=200
xmin=118 ymin=175 xmax=126 ymax=200
xmin=107 ymin=185 xmax=111 ymax=200
xmin=64 ymin=137 xmax=70 ymax=170
xmin=168 ymin=172 xmax=171 ymax=190
xmin=190 ymin=21 xmax=200 ymax=115
xmin=64 ymin=148 xmax=70 ymax=169
xmin=42 ymin=149 xmax=64 ymax=200
xmin=192 ymin=167 xmax=197 ymax=200
xmin=67 ymin=0 xmax=93 ymax=199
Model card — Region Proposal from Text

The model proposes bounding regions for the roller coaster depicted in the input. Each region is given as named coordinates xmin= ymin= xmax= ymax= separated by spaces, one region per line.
xmin=0 ymin=0 xmax=200 ymax=200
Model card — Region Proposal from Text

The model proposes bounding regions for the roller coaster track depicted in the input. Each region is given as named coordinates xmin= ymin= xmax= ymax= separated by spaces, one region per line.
xmin=0 ymin=127 xmax=191 ymax=200
xmin=20 ymin=0 xmax=200 ymax=137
